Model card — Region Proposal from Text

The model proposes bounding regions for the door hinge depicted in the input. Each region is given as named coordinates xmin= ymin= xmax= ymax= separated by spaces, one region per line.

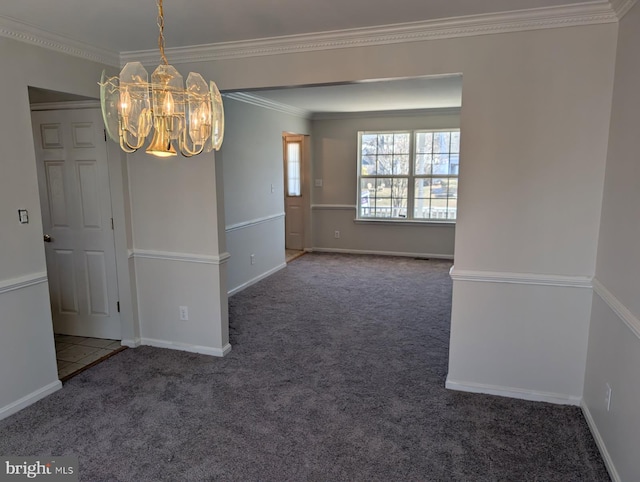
xmin=104 ymin=129 xmax=107 ymax=142
xmin=117 ymin=301 xmax=120 ymax=313
xmin=111 ymin=218 xmax=114 ymax=230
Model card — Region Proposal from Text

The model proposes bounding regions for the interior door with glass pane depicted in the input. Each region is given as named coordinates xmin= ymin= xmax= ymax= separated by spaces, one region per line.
xmin=284 ymin=135 xmax=304 ymax=250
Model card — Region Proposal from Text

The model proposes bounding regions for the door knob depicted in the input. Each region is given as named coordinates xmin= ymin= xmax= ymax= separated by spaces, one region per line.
xmin=43 ymin=234 xmax=52 ymax=243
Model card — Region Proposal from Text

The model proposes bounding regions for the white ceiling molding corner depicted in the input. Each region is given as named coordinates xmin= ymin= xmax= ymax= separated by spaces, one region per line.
xmin=223 ymin=92 xmax=311 ymax=119
xmin=609 ymin=0 xmax=639 ymax=18
xmin=0 ymin=15 xmax=120 ymax=66
xmin=120 ymin=1 xmax=618 ymax=66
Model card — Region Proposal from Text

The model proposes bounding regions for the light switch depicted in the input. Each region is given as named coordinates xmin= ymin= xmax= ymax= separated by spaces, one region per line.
xmin=315 ymin=179 xmax=323 ymax=187
xmin=18 ymin=209 xmax=29 ymax=224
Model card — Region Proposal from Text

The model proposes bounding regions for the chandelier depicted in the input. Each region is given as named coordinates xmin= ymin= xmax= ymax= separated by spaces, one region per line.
xmin=99 ymin=0 xmax=224 ymax=157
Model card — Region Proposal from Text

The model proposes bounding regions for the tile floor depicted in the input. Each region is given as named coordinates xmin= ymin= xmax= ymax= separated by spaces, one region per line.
xmin=54 ymin=335 xmax=123 ymax=380
xmin=285 ymin=249 xmax=305 ymax=263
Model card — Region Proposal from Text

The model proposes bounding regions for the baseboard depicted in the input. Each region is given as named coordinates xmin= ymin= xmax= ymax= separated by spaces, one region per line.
xmin=445 ymin=378 xmax=582 ymax=406
xmin=141 ymin=338 xmax=232 ymax=357
xmin=581 ymin=401 xmax=621 ymax=482
xmin=0 ymin=380 xmax=62 ymax=421
xmin=311 ymin=247 xmax=454 ymax=260
xmin=228 ymin=263 xmax=287 ymax=296
xmin=121 ymin=338 xmax=141 ymax=348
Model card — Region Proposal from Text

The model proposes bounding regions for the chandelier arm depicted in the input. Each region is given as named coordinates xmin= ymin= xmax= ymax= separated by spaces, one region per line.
xmin=119 ymin=135 xmax=139 ymax=154
xmin=178 ymin=131 xmax=205 ymax=157
xmin=120 ymin=129 xmax=146 ymax=152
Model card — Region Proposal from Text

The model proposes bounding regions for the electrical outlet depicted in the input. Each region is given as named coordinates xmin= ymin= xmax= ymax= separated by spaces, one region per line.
xmin=605 ymin=383 xmax=612 ymax=412
xmin=270 ymin=183 xmax=275 ymax=193
xmin=179 ymin=306 xmax=189 ymax=321
xmin=334 ymin=230 xmax=340 ymax=239
xmin=250 ymin=254 xmax=255 ymax=265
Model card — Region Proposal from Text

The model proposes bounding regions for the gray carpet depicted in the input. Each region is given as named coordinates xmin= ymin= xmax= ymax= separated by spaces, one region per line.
xmin=0 ymin=253 xmax=609 ymax=481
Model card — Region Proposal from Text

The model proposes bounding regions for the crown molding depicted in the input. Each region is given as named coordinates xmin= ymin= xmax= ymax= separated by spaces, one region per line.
xmin=0 ymin=1 xmax=620 ymax=68
xmin=223 ymin=92 xmax=311 ymax=118
xmin=311 ymin=107 xmax=461 ymax=121
xmin=120 ymin=1 xmax=618 ymax=66
xmin=610 ymin=0 xmax=638 ymax=18
xmin=30 ymin=100 xmax=100 ymax=111
xmin=0 ymin=15 xmax=119 ymax=66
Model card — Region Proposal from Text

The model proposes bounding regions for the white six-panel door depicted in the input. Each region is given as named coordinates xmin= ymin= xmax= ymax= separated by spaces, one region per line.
xmin=32 ymin=108 xmax=121 ymax=339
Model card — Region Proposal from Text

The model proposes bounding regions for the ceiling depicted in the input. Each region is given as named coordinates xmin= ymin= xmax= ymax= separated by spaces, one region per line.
xmin=250 ymin=75 xmax=463 ymax=114
xmin=12 ymin=1 xmax=608 ymax=114
xmin=0 ymin=0 xmax=595 ymax=54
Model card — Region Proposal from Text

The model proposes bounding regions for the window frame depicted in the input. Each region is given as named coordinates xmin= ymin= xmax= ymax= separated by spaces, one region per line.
xmin=356 ymin=128 xmax=460 ymax=224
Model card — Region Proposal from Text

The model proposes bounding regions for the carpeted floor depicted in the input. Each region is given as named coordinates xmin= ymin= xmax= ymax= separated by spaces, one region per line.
xmin=0 ymin=253 xmax=609 ymax=481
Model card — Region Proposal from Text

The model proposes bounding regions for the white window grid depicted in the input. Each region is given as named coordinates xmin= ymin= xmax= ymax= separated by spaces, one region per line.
xmin=357 ymin=129 xmax=459 ymax=222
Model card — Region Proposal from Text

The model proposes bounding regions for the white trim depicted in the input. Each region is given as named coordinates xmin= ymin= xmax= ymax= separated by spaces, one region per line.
xmin=121 ymin=338 xmax=141 ymax=348
xmin=0 ymin=380 xmax=62 ymax=421
xmin=581 ymin=401 xmax=622 ymax=482
xmin=223 ymin=93 xmax=310 ymax=118
xmin=445 ymin=378 xmax=582 ymax=406
xmin=228 ymin=263 xmax=287 ymax=296
xmin=353 ymin=218 xmax=456 ymax=227
xmin=141 ymin=338 xmax=232 ymax=357
xmin=0 ymin=2 xmax=620 ymax=68
xmin=311 ymin=204 xmax=357 ymax=211
xmin=225 ymin=213 xmax=285 ymax=232
xmin=311 ymin=107 xmax=461 ymax=121
xmin=30 ymin=101 xmax=100 ymax=111
xmin=0 ymin=272 xmax=48 ymax=295
xmin=120 ymin=2 xmax=617 ymax=66
xmin=610 ymin=0 xmax=638 ymax=19
xmin=449 ymin=267 xmax=593 ymax=289
xmin=593 ymin=278 xmax=640 ymax=339
xmin=0 ymin=15 xmax=119 ymax=66
xmin=128 ymin=249 xmax=231 ymax=265
xmin=311 ymin=247 xmax=454 ymax=260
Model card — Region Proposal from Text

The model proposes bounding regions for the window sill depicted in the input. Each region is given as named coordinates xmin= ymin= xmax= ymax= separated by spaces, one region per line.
xmin=353 ymin=218 xmax=456 ymax=227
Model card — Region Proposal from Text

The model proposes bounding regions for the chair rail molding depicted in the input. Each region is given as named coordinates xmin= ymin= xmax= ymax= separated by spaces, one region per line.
xmin=449 ymin=267 xmax=593 ymax=289
xmin=0 ymin=272 xmax=48 ymax=295
xmin=128 ymin=249 xmax=231 ymax=265
xmin=225 ymin=212 xmax=285 ymax=233
xmin=592 ymin=277 xmax=640 ymax=339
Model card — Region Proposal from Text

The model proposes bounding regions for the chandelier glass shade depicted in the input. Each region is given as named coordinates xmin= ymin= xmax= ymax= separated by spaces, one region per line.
xmin=99 ymin=0 xmax=224 ymax=157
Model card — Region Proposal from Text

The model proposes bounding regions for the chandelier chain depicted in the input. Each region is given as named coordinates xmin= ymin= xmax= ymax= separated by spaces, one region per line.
xmin=157 ymin=0 xmax=169 ymax=65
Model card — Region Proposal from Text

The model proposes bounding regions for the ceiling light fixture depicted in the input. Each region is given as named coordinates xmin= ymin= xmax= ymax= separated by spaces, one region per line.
xmin=99 ymin=0 xmax=224 ymax=157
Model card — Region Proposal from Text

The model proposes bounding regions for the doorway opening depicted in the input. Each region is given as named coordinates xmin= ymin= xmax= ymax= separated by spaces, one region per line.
xmin=29 ymin=87 xmax=126 ymax=380
xmin=283 ymin=133 xmax=307 ymax=263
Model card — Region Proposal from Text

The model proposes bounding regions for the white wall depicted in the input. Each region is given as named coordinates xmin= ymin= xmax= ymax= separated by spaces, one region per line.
xmin=219 ymin=97 xmax=310 ymax=294
xmin=311 ymin=110 xmax=459 ymax=258
xmin=583 ymin=3 xmax=640 ymax=480
xmin=176 ymin=22 xmax=618 ymax=403
xmin=0 ymin=13 xmax=628 ymax=443
xmin=176 ymin=23 xmax=618 ymax=402
xmin=127 ymin=149 xmax=230 ymax=356
xmin=0 ymin=37 xmax=117 ymax=418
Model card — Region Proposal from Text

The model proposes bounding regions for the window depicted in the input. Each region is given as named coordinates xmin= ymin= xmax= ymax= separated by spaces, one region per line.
xmin=286 ymin=140 xmax=302 ymax=196
xmin=358 ymin=129 xmax=459 ymax=222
